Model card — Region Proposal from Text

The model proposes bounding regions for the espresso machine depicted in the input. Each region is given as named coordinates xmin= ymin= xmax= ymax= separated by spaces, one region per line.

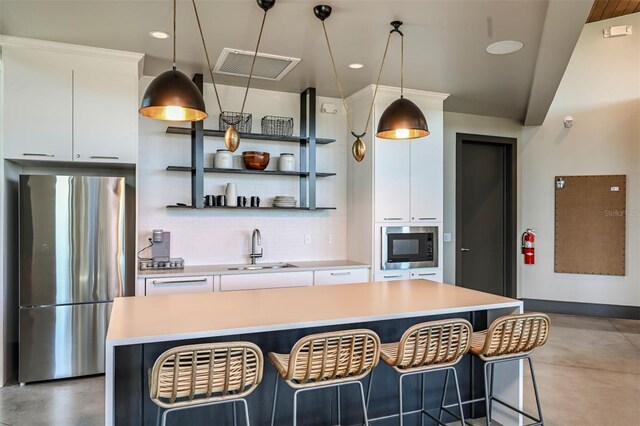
xmin=139 ymin=229 xmax=185 ymax=270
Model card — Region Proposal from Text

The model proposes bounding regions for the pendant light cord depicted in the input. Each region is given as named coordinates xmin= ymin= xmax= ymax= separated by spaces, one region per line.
xmin=400 ymin=33 xmax=404 ymax=98
xmin=192 ymin=0 xmax=269 ymax=125
xmin=172 ymin=0 xmax=177 ymax=69
xmin=320 ymin=20 xmax=392 ymax=138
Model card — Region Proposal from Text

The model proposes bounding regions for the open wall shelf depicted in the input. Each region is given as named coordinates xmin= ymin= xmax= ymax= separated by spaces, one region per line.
xmin=166 ymin=166 xmax=336 ymax=178
xmin=166 ymin=127 xmax=336 ymax=145
xmin=166 ymin=81 xmax=333 ymax=211
xmin=167 ymin=205 xmax=336 ymax=211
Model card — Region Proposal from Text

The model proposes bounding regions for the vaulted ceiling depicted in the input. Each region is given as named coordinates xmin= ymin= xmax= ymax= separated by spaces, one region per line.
xmin=0 ymin=0 xmax=600 ymax=124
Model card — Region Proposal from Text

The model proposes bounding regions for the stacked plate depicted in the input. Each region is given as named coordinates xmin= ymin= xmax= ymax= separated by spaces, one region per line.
xmin=273 ymin=196 xmax=297 ymax=208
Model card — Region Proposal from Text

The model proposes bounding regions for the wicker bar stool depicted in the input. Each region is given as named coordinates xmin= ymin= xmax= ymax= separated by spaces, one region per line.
xmin=367 ymin=318 xmax=472 ymax=426
xmin=444 ymin=312 xmax=550 ymax=426
xmin=149 ymin=342 xmax=263 ymax=426
xmin=268 ymin=329 xmax=380 ymax=426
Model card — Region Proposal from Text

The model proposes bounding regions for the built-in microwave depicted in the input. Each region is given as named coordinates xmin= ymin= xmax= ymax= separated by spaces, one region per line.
xmin=381 ymin=226 xmax=439 ymax=270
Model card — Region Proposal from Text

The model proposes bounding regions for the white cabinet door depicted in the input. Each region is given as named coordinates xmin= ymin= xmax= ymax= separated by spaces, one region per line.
xmin=410 ymin=269 xmax=443 ymax=283
xmin=220 ymin=271 xmax=313 ymax=292
xmin=374 ymin=271 xmax=411 ymax=282
xmin=145 ymin=276 xmax=214 ymax=296
xmin=2 ymin=48 xmax=73 ymax=161
xmin=73 ymin=70 xmax=137 ymax=164
xmin=314 ymin=268 xmax=370 ymax=286
xmin=410 ymin=110 xmax=443 ymax=222
xmin=374 ymin=138 xmax=411 ymax=223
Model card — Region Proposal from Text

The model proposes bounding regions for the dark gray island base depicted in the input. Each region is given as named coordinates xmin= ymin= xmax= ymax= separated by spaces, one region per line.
xmin=106 ymin=281 xmax=523 ymax=425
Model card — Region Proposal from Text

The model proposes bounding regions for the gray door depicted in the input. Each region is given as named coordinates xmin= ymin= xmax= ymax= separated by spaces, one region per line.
xmin=19 ymin=175 xmax=126 ymax=306
xmin=456 ymin=134 xmax=516 ymax=297
xmin=19 ymin=302 xmax=112 ymax=383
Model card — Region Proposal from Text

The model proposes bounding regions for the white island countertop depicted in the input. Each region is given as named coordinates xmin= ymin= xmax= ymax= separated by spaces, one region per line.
xmin=137 ymin=259 xmax=370 ymax=278
xmin=106 ymin=280 xmax=521 ymax=347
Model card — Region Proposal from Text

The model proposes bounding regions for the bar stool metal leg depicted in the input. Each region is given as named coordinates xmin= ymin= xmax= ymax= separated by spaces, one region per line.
xmin=240 ymin=398 xmax=251 ymax=426
xmin=450 ymin=368 xmax=466 ymax=426
xmin=398 ymin=374 xmax=405 ymax=426
xmin=420 ymin=373 xmax=425 ymax=426
xmin=438 ymin=369 xmax=450 ymax=423
xmin=484 ymin=362 xmax=492 ymax=426
xmin=270 ymin=370 xmax=279 ymax=426
xmin=337 ymin=385 xmax=342 ymax=425
xmin=366 ymin=368 xmax=375 ymax=409
xmin=527 ymin=356 xmax=544 ymax=425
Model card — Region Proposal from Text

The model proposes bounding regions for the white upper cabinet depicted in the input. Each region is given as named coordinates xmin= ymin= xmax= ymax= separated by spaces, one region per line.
xmin=374 ymin=137 xmax=411 ymax=222
xmin=1 ymin=37 xmax=144 ymax=164
xmin=410 ymin=108 xmax=444 ymax=222
xmin=73 ymin=70 xmax=138 ymax=163
xmin=2 ymin=48 xmax=74 ymax=161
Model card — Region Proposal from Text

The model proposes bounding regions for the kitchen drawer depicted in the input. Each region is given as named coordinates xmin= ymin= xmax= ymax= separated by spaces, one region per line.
xmin=374 ymin=271 xmax=411 ymax=282
xmin=145 ymin=276 xmax=214 ymax=296
xmin=220 ymin=271 xmax=313 ymax=292
xmin=314 ymin=268 xmax=370 ymax=286
xmin=410 ymin=269 xmax=443 ymax=283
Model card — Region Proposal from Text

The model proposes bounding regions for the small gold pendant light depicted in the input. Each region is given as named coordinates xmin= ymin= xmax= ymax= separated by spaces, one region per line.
xmin=224 ymin=127 xmax=240 ymax=152
xmin=139 ymin=0 xmax=207 ymax=122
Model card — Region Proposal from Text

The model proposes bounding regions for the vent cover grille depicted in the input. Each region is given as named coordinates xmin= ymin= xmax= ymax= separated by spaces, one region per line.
xmin=213 ymin=48 xmax=300 ymax=81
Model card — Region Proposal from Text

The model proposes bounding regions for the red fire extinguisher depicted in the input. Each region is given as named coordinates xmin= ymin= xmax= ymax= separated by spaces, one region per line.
xmin=522 ymin=229 xmax=536 ymax=265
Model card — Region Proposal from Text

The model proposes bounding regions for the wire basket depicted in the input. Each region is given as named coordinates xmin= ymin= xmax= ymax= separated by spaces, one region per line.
xmin=219 ymin=112 xmax=252 ymax=133
xmin=261 ymin=115 xmax=294 ymax=137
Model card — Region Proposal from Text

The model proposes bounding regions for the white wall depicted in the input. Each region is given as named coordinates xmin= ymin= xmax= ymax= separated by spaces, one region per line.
xmin=521 ymin=13 xmax=640 ymax=307
xmin=442 ymin=112 xmax=523 ymax=290
xmin=137 ymin=78 xmax=348 ymax=265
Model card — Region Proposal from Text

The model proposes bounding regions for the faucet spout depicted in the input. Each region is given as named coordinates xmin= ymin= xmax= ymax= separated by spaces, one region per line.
xmin=250 ymin=228 xmax=263 ymax=265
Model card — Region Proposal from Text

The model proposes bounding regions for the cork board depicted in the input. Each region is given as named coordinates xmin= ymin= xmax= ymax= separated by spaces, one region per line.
xmin=555 ymin=175 xmax=626 ymax=276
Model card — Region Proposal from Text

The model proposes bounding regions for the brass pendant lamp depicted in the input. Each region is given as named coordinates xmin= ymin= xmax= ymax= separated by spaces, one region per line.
xmin=376 ymin=21 xmax=429 ymax=140
xmin=139 ymin=0 xmax=208 ymax=122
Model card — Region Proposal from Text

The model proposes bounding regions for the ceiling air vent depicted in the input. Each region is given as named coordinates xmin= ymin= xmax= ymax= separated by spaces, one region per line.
xmin=213 ymin=48 xmax=300 ymax=81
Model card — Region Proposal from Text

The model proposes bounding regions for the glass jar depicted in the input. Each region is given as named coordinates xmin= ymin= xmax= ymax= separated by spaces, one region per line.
xmin=278 ymin=153 xmax=295 ymax=172
xmin=214 ymin=149 xmax=233 ymax=169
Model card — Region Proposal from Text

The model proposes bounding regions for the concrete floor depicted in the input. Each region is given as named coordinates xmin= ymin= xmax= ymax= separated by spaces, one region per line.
xmin=0 ymin=313 xmax=637 ymax=425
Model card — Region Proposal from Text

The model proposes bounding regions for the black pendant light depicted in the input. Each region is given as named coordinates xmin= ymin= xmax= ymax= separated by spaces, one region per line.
xmin=139 ymin=0 xmax=207 ymax=122
xmin=376 ymin=21 xmax=429 ymax=140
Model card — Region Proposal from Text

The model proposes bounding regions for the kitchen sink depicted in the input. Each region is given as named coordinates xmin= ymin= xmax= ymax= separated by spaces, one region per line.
xmin=225 ymin=263 xmax=298 ymax=271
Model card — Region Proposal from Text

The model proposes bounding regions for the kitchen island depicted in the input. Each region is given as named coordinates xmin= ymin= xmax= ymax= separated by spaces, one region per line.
xmin=106 ymin=280 xmax=522 ymax=425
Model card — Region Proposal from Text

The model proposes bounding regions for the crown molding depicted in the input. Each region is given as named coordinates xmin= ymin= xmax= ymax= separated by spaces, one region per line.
xmin=0 ymin=35 xmax=144 ymax=64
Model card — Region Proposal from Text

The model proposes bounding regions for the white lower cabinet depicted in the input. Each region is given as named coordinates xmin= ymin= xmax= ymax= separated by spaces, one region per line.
xmin=374 ymin=271 xmax=411 ymax=282
xmin=220 ymin=271 xmax=313 ymax=292
xmin=410 ymin=269 xmax=443 ymax=283
xmin=314 ymin=268 xmax=370 ymax=286
xmin=145 ymin=276 xmax=215 ymax=296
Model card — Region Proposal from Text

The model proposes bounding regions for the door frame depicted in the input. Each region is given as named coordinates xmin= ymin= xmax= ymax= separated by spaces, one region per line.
xmin=455 ymin=133 xmax=517 ymax=298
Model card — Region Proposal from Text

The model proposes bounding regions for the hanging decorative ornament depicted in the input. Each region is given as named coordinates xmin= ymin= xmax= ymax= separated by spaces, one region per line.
xmin=352 ymin=138 xmax=366 ymax=162
xmin=314 ymin=5 xmax=393 ymax=162
xmin=192 ymin=0 xmax=275 ymax=152
xmin=224 ymin=127 xmax=240 ymax=152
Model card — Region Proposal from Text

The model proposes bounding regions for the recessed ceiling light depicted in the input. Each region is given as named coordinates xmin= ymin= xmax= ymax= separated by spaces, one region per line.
xmin=486 ymin=40 xmax=524 ymax=55
xmin=149 ymin=30 xmax=171 ymax=40
xmin=348 ymin=63 xmax=364 ymax=69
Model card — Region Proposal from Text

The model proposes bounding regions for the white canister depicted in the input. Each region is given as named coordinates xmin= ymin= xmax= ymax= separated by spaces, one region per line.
xmin=225 ymin=183 xmax=237 ymax=207
xmin=278 ymin=153 xmax=295 ymax=172
xmin=214 ymin=149 xmax=233 ymax=169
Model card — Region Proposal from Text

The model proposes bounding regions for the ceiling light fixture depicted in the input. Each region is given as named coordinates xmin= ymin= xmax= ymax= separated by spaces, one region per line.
xmin=348 ymin=63 xmax=364 ymax=69
xmin=486 ymin=40 xmax=524 ymax=55
xmin=314 ymin=5 xmax=393 ymax=161
xmin=376 ymin=21 xmax=429 ymax=140
xmin=149 ymin=30 xmax=171 ymax=40
xmin=139 ymin=0 xmax=207 ymax=122
xmin=192 ymin=0 xmax=276 ymax=152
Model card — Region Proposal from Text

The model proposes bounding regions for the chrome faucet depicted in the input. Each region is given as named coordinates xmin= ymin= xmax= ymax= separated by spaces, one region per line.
xmin=250 ymin=228 xmax=263 ymax=264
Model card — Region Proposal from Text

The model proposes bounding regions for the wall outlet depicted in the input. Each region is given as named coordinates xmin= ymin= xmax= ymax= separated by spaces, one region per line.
xmin=326 ymin=234 xmax=332 ymax=244
xmin=443 ymin=233 xmax=452 ymax=242
xmin=304 ymin=234 xmax=311 ymax=245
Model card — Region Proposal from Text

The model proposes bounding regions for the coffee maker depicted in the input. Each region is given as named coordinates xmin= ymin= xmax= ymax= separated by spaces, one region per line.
xmin=139 ymin=229 xmax=185 ymax=270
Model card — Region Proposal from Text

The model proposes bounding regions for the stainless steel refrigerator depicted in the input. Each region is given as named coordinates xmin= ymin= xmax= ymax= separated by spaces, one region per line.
xmin=19 ymin=175 xmax=128 ymax=383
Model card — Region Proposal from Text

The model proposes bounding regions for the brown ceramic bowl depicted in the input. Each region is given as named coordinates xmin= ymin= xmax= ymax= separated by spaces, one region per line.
xmin=242 ymin=151 xmax=270 ymax=170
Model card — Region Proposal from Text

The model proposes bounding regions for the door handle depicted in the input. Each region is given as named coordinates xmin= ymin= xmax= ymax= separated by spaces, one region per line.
xmin=461 ymin=248 xmax=470 ymax=252
xmin=152 ymin=278 xmax=208 ymax=285
xmin=90 ymin=156 xmax=120 ymax=160
xmin=23 ymin=153 xmax=54 ymax=157
xmin=330 ymin=272 xmax=352 ymax=276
